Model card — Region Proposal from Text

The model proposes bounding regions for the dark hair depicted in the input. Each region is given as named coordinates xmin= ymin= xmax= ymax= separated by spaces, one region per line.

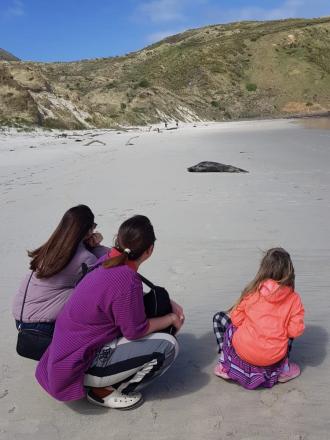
xmin=28 ymin=205 xmax=95 ymax=278
xmin=103 ymin=215 xmax=156 ymax=269
xmin=230 ymin=247 xmax=295 ymax=311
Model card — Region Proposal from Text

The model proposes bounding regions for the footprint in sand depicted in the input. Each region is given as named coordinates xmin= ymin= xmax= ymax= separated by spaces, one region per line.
xmin=279 ymin=388 xmax=306 ymax=404
xmin=260 ymin=391 xmax=279 ymax=407
xmin=0 ymin=389 xmax=8 ymax=399
xmin=168 ymin=265 xmax=185 ymax=275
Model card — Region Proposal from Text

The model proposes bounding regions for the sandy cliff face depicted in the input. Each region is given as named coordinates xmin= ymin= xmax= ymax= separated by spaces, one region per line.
xmin=1 ymin=17 xmax=330 ymax=128
xmin=0 ymin=62 xmax=94 ymax=128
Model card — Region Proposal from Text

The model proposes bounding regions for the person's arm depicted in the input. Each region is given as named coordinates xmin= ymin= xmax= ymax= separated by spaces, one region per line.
xmin=287 ymin=294 xmax=305 ymax=338
xmin=89 ymin=244 xmax=111 ymax=259
xmin=84 ymin=232 xmax=111 ymax=258
xmin=112 ymin=274 xmax=149 ymax=340
xmin=112 ymin=274 xmax=185 ymax=340
xmin=170 ymin=299 xmax=185 ymax=322
xmin=144 ymin=313 xmax=183 ymax=335
xmin=230 ymin=297 xmax=248 ymax=327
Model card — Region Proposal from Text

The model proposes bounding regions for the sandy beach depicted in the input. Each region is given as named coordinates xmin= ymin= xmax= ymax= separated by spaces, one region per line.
xmin=0 ymin=118 xmax=330 ymax=440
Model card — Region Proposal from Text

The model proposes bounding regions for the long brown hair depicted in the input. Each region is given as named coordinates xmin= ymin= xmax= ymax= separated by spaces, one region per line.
xmin=230 ymin=247 xmax=295 ymax=311
xmin=103 ymin=215 xmax=156 ymax=269
xmin=28 ymin=205 xmax=95 ymax=278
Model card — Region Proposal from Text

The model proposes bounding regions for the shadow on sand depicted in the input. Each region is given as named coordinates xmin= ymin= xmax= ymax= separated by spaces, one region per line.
xmin=144 ymin=331 xmax=216 ymax=401
xmin=65 ymin=326 xmax=325 ymax=413
xmin=66 ymin=331 xmax=217 ymax=414
xmin=290 ymin=324 xmax=328 ymax=370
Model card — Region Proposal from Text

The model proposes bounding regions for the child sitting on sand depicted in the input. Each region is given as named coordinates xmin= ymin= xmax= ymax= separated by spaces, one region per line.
xmin=213 ymin=247 xmax=305 ymax=389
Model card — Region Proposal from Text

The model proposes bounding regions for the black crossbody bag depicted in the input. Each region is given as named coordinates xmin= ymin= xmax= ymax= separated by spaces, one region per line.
xmin=15 ymin=265 xmax=175 ymax=361
xmin=80 ymin=263 xmax=176 ymax=334
xmin=140 ymin=274 xmax=176 ymax=335
xmin=16 ymin=272 xmax=53 ymax=361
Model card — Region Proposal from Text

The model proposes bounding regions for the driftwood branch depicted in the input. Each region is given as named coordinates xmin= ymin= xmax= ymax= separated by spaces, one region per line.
xmin=126 ymin=136 xmax=139 ymax=146
xmin=84 ymin=140 xmax=106 ymax=146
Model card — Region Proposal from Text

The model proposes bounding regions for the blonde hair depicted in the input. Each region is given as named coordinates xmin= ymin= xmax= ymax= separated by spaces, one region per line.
xmin=229 ymin=247 xmax=295 ymax=311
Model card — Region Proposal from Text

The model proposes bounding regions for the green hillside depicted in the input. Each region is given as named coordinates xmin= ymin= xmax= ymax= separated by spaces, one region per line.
xmin=1 ymin=17 xmax=330 ymax=128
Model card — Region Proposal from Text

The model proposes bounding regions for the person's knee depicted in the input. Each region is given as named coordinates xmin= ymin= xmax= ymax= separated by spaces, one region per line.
xmin=163 ymin=335 xmax=179 ymax=363
xmin=150 ymin=333 xmax=179 ymax=362
xmin=213 ymin=311 xmax=228 ymax=323
xmin=213 ymin=311 xmax=223 ymax=323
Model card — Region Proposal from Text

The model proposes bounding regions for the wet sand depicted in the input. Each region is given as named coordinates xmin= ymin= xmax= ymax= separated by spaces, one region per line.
xmin=298 ymin=115 xmax=330 ymax=130
xmin=0 ymin=119 xmax=329 ymax=440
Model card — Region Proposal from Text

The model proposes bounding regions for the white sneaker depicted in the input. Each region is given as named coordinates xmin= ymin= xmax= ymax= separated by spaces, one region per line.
xmin=87 ymin=389 xmax=143 ymax=410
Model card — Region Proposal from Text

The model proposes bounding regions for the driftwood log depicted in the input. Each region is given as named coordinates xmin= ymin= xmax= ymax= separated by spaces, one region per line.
xmin=84 ymin=140 xmax=106 ymax=146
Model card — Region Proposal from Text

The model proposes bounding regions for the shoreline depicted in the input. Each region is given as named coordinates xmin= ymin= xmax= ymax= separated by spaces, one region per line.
xmin=1 ymin=111 xmax=329 ymax=133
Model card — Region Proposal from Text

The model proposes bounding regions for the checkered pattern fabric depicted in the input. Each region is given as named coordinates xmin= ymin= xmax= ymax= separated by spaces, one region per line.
xmin=213 ymin=311 xmax=232 ymax=354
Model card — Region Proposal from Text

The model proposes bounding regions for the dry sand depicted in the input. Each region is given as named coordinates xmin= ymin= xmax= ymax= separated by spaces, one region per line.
xmin=0 ymin=119 xmax=329 ymax=440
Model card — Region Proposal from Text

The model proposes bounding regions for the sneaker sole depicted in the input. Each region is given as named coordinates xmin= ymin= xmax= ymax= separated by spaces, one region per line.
xmin=214 ymin=371 xmax=230 ymax=380
xmin=87 ymin=394 xmax=144 ymax=410
xmin=278 ymin=372 xmax=300 ymax=383
xmin=115 ymin=397 xmax=144 ymax=411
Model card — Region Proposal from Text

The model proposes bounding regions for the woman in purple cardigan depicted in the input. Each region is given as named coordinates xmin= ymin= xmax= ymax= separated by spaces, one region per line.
xmin=36 ymin=215 xmax=184 ymax=410
xmin=12 ymin=204 xmax=108 ymax=339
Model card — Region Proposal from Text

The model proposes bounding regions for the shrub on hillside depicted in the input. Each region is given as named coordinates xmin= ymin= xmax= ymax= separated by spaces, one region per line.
xmin=138 ymin=78 xmax=150 ymax=88
xmin=246 ymin=83 xmax=257 ymax=92
xmin=105 ymin=81 xmax=118 ymax=90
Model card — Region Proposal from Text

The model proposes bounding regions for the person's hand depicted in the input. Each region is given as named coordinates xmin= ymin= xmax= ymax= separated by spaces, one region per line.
xmin=170 ymin=312 xmax=184 ymax=333
xmin=85 ymin=232 xmax=103 ymax=248
xmin=170 ymin=299 xmax=185 ymax=323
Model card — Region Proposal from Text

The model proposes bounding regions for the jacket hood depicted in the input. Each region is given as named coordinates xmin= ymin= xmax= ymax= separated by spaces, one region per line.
xmin=259 ymin=279 xmax=293 ymax=303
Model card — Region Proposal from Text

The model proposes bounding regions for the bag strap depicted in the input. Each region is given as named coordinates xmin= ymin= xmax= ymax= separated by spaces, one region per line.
xmin=139 ymin=274 xmax=155 ymax=289
xmin=78 ymin=260 xmax=155 ymax=290
xmin=76 ymin=260 xmax=103 ymax=286
xmin=19 ymin=271 xmax=34 ymax=327
xmin=81 ymin=262 xmax=89 ymax=277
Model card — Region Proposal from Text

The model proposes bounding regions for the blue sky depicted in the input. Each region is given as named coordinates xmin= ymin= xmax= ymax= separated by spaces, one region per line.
xmin=1 ymin=0 xmax=329 ymax=62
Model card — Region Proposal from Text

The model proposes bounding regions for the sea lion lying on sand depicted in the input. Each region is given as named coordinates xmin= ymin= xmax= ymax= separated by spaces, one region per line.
xmin=187 ymin=161 xmax=248 ymax=173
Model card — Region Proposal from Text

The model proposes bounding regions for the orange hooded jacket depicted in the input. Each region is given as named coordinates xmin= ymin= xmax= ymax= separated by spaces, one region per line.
xmin=230 ymin=279 xmax=305 ymax=367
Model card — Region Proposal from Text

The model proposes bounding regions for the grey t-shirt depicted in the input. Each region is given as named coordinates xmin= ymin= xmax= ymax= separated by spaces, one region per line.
xmin=12 ymin=243 xmax=109 ymax=323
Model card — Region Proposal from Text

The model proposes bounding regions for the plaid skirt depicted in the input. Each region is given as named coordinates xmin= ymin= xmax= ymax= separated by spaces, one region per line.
xmin=221 ymin=324 xmax=286 ymax=390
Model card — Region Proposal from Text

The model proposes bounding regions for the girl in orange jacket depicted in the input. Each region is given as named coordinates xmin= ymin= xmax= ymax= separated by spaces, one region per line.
xmin=213 ymin=247 xmax=305 ymax=389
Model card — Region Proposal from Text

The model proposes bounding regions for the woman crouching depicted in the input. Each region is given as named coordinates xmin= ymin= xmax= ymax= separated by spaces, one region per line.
xmin=35 ymin=215 xmax=184 ymax=409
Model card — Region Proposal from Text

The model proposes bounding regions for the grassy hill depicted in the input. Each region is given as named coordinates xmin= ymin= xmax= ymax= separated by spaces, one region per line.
xmin=1 ymin=17 xmax=330 ymax=129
